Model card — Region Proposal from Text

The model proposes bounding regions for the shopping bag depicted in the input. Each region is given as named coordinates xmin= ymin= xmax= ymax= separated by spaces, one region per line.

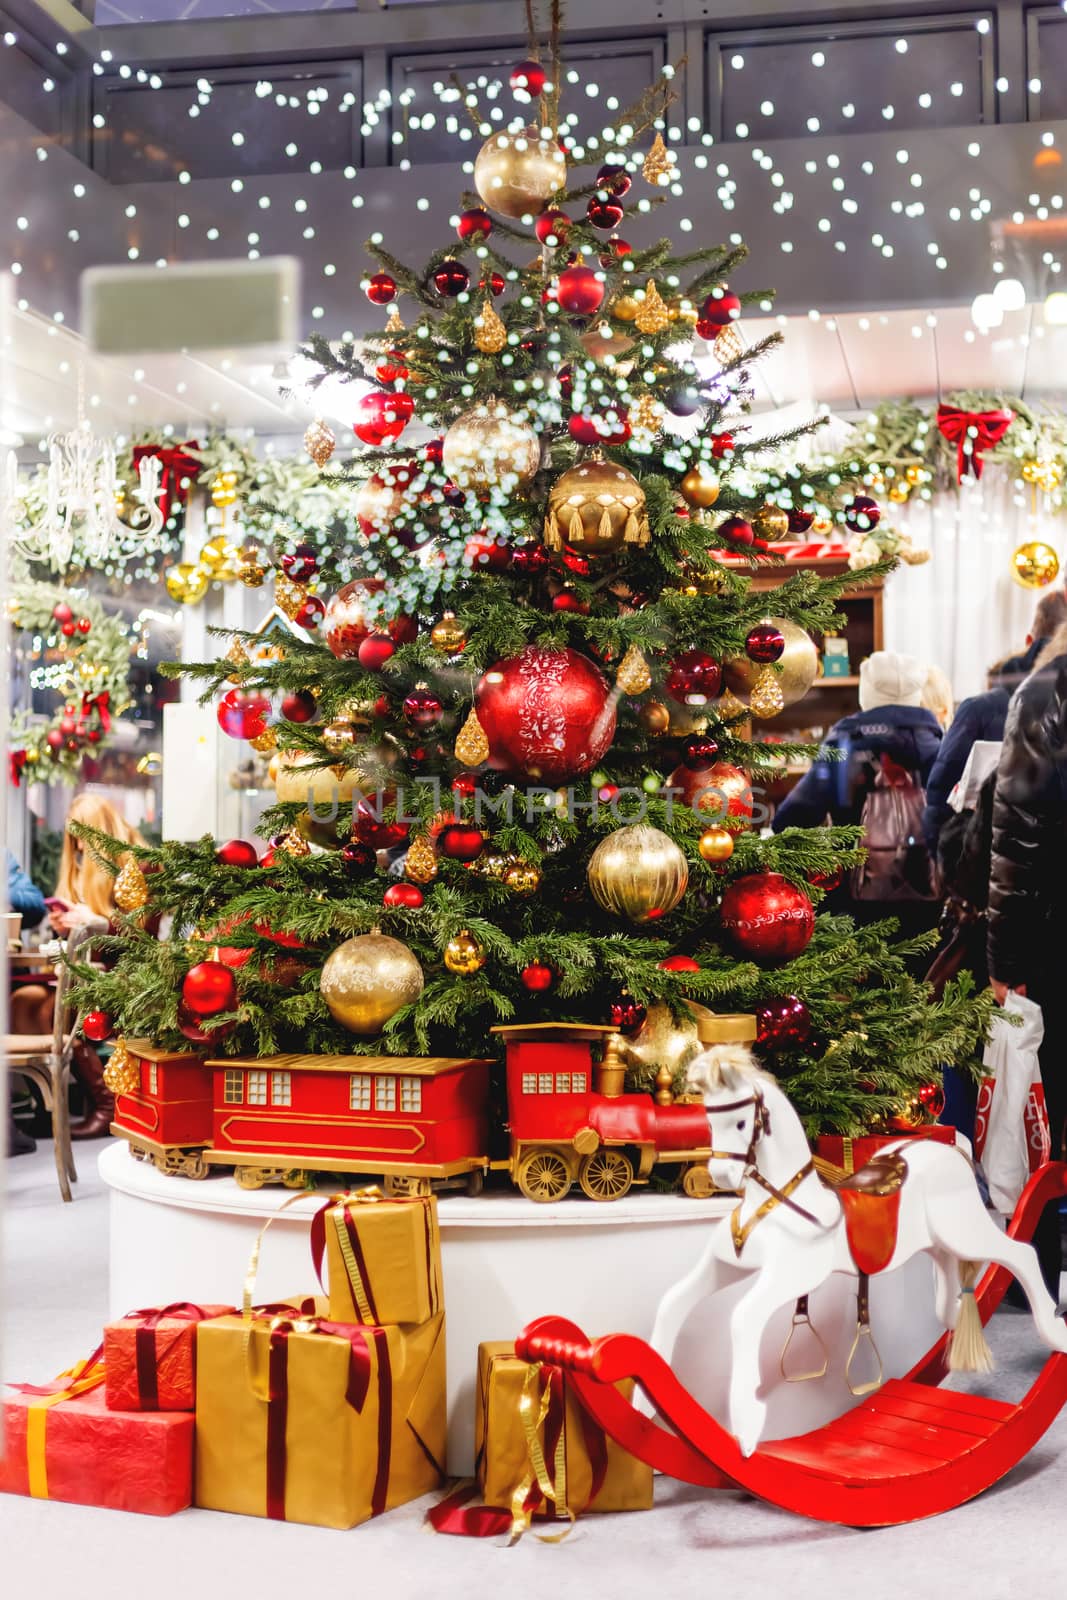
xmin=974 ymin=991 xmax=1051 ymax=1214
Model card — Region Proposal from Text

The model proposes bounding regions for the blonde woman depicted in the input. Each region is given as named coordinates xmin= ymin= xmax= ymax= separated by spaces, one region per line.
xmin=921 ymin=665 xmax=955 ymax=732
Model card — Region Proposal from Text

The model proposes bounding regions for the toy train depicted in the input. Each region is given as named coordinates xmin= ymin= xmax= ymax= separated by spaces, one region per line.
xmin=110 ymin=1018 xmax=754 ymax=1203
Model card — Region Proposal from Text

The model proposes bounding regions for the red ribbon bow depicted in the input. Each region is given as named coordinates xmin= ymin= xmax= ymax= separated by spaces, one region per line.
xmin=123 ymin=1302 xmax=232 ymax=1411
xmin=936 ymin=403 xmax=1014 ymax=483
xmin=10 ymin=750 xmax=27 ymax=788
xmin=131 ymin=441 xmax=201 ymax=522
xmin=78 ymin=691 xmax=111 ymax=736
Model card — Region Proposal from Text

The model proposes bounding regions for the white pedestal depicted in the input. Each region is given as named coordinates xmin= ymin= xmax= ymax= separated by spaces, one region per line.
xmin=99 ymin=1141 xmax=943 ymax=1474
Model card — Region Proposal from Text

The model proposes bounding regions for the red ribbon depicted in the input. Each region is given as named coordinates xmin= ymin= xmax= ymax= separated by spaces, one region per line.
xmin=131 ymin=441 xmax=201 ymax=523
xmin=122 ymin=1302 xmax=231 ymax=1412
xmin=9 ymin=750 xmax=27 ymax=788
xmin=77 ymin=692 xmax=111 ymax=736
xmin=15 ymin=1344 xmax=105 ymax=1398
xmin=936 ymin=403 xmax=1014 ymax=482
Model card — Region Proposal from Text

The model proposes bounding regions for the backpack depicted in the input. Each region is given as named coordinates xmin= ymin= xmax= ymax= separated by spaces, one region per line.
xmin=851 ymin=754 xmax=937 ymax=902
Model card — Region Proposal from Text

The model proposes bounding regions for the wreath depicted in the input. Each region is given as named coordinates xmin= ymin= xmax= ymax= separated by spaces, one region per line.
xmin=9 ymin=580 xmax=133 ymax=786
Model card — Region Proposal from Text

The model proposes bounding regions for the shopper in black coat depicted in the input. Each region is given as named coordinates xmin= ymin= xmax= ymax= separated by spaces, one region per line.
xmin=988 ymin=621 xmax=1067 ymax=1296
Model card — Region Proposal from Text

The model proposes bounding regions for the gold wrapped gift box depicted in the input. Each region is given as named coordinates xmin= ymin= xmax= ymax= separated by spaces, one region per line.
xmin=312 ymin=1191 xmax=442 ymax=1327
xmin=195 ymin=1303 xmax=446 ymax=1529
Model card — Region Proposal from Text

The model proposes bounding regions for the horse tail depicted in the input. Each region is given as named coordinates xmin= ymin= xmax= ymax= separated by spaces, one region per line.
xmin=947 ymin=1259 xmax=995 ymax=1374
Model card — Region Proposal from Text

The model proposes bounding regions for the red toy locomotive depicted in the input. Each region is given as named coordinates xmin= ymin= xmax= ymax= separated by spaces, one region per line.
xmin=110 ymin=1018 xmax=748 ymax=1202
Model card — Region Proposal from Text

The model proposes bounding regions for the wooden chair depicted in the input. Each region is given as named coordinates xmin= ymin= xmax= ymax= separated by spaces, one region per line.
xmin=6 ymin=927 xmax=91 ymax=1202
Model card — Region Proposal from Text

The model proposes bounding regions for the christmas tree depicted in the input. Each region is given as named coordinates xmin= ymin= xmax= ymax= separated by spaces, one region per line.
xmin=73 ymin=22 xmax=992 ymax=1140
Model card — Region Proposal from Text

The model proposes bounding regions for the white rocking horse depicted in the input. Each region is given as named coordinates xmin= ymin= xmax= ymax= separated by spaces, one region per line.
xmin=647 ymin=1044 xmax=1067 ymax=1458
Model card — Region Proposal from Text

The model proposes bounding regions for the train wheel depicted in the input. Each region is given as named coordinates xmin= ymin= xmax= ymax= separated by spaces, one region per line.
xmin=516 ymin=1148 xmax=572 ymax=1204
xmin=385 ymin=1174 xmax=433 ymax=1198
xmin=579 ymin=1148 xmax=633 ymax=1202
xmin=281 ymin=1170 xmax=310 ymax=1190
xmin=465 ymin=1168 xmax=485 ymax=1197
xmin=682 ymin=1163 xmax=715 ymax=1199
xmin=234 ymin=1165 xmax=270 ymax=1190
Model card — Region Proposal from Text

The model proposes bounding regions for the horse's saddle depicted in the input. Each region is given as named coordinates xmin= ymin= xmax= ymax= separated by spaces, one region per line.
xmin=823 ymin=1150 xmax=908 ymax=1275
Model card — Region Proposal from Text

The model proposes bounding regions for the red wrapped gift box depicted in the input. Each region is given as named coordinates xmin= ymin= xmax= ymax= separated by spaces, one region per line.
xmin=104 ymin=1303 xmax=234 ymax=1413
xmin=815 ymin=1124 xmax=957 ymax=1176
xmin=0 ymin=1365 xmax=194 ymax=1516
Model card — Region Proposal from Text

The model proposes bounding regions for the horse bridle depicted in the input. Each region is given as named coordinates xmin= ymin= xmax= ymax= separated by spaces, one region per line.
xmin=705 ymin=1086 xmax=820 ymax=1256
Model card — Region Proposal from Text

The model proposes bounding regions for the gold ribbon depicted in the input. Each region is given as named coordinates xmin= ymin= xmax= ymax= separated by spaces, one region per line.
xmin=509 ymin=1363 xmax=574 ymax=1545
xmin=332 ymin=1210 xmax=374 ymax=1324
xmin=243 ymin=1191 xmax=314 ymax=1318
xmin=24 ymin=1355 xmax=107 ymax=1499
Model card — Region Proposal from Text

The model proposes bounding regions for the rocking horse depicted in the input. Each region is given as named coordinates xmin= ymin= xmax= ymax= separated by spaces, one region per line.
xmin=644 ymin=1044 xmax=1067 ymax=1459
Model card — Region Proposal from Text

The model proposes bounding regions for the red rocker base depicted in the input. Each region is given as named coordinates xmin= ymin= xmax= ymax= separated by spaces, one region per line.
xmin=515 ymin=1162 xmax=1067 ymax=1527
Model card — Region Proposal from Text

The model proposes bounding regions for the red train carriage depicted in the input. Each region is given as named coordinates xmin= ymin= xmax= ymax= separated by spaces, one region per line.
xmin=111 ymin=1042 xmax=214 ymax=1178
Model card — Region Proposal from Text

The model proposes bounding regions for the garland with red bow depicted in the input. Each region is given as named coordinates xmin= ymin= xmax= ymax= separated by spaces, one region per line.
xmin=936 ymin=403 xmax=1015 ymax=483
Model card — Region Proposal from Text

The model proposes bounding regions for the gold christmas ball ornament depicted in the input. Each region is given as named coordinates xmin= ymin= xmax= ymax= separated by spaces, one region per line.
xmin=544 ymin=459 xmax=650 ymax=555
xmin=638 ymin=700 xmax=671 ymax=737
xmin=320 ymin=932 xmax=425 ymax=1035
xmin=164 ymin=562 xmax=210 ymax=605
xmin=751 ymin=503 xmax=790 ymax=543
xmin=679 ymin=465 xmax=721 ymax=510
xmin=102 ymin=1038 xmax=140 ymax=1098
xmin=321 ymin=714 xmax=358 ymax=757
xmin=474 ymin=125 xmax=567 ymax=219
xmin=210 ymin=469 xmax=239 ymax=510
xmin=623 ymin=1002 xmax=713 ymax=1086
xmin=611 ymin=294 xmax=641 ymax=323
xmin=199 ymin=534 xmax=239 ymax=580
xmin=725 ymin=617 xmax=818 ymax=708
xmin=272 ymin=749 xmax=361 ymax=805
xmin=1011 ymin=540 xmax=1061 ymax=589
xmin=503 ymin=860 xmax=542 ymax=896
xmin=114 ymin=857 xmax=149 ymax=913
xmin=888 ymin=484 xmax=910 ymax=504
xmin=587 ymin=824 xmax=689 ymax=924
xmin=905 ymin=464 xmax=925 ymax=487
xmin=698 ymin=825 xmax=736 ymax=863
xmin=430 ymin=612 xmax=467 ymax=654
xmin=480 ymin=852 xmax=514 ymax=881
xmin=444 ymin=929 xmax=487 ymax=975
xmin=304 ymin=418 xmax=336 ymax=468
xmin=443 ymin=400 xmax=540 ymax=494
xmin=236 ymin=544 xmax=269 ymax=587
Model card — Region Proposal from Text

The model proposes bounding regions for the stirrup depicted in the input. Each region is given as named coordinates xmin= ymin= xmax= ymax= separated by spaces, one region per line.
xmin=780 ymin=1294 xmax=829 ymax=1382
xmin=845 ymin=1271 xmax=884 ymax=1397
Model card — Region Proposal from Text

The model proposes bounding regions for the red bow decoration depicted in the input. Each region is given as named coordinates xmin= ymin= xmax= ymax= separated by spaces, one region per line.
xmin=131 ymin=441 xmax=201 ymax=523
xmin=9 ymin=750 xmax=27 ymax=787
xmin=936 ymin=404 xmax=1014 ymax=483
xmin=77 ymin=691 xmax=111 ymax=736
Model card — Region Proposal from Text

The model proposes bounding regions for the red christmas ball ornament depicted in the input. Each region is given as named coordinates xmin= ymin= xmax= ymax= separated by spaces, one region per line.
xmin=596 ymin=162 xmax=632 ymax=198
xmin=59 ymin=716 xmax=77 ymax=737
xmin=432 ymin=259 xmax=471 ymax=298
xmin=365 ymin=271 xmax=397 ymax=305
xmin=745 ymin=622 xmax=786 ymax=664
xmin=457 ymin=206 xmax=493 ymax=243
xmin=465 ymin=536 xmax=512 ymax=572
xmin=294 ymin=594 xmax=326 ymax=631
xmin=182 ymin=960 xmax=238 ymax=1019
xmin=216 ymin=839 xmax=260 ymax=869
xmin=666 ymin=649 xmax=722 ymax=704
xmin=918 ymin=1082 xmax=946 ymax=1118
xmin=217 ymin=688 xmax=271 ymax=741
xmin=556 ymin=265 xmax=604 ymax=316
xmin=353 ymin=795 xmax=409 ymax=851
xmin=280 ymin=543 xmax=318 ymax=582
xmin=52 ymin=602 xmax=73 ymax=625
xmin=788 ymin=507 xmax=815 ymax=535
xmin=510 ymin=59 xmax=547 ymax=97
xmin=808 ymin=866 xmax=843 ymax=892
xmin=476 ymin=646 xmax=615 ymax=783
xmin=599 ymin=235 xmax=632 ymax=269
xmin=669 ymin=760 xmax=753 ymax=823
xmin=76 ymin=617 xmax=92 ymax=635
xmin=259 ymin=847 xmax=279 ymax=869
xmin=552 ymin=591 xmax=590 ymax=615
xmin=353 ymin=389 xmax=414 ymax=446
xmin=424 ymin=436 xmax=445 ymax=466
xmin=45 ymin=729 xmax=64 ymax=751
xmin=521 ymin=962 xmax=555 ymax=993
xmin=719 ymin=873 xmax=815 ymax=964
xmin=388 ymin=613 xmax=419 ymax=645
xmin=700 ymin=287 xmax=741 ymax=328
xmin=568 ymin=410 xmax=630 ymax=446
xmin=480 ymin=272 xmax=506 ymax=298
xmin=610 ymin=995 xmax=647 ymax=1032
xmin=341 ymin=841 xmax=377 ymax=877
xmin=375 ymin=350 xmax=408 ymax=385
xmin=82 ymin=1010 xmax=112 ymax=1043
xmin=710 ymin=433 xmax=735 ymax=459
xmin=383 ymin=882 xmax=424 ymax=909
xmin=511 ymin=541 xmax=549 ymax=575
xmin=535 ymin=208 xmax=571 ymax=245
xmin=717 ymin=514 xmax=755 ymax=547
xmin=683 ymin=734 xmax=720 ymax=769
xmin=281 ymin=690 xmax=318 ymax=724
xmin=439 ymin=824 xmax=485 ymax=862
xmin=756 ymin=994 xmax=813 ymax=1050
xmin=323 ymin=578 xmax=384 ymax=660
xmin=658 ymin=955 xmax=701 ymax=973
xmin=559 ymin=545 xmax=591 ymax=578
xmin=845 ymin=493 xmax=882 ymax=532
xmin=403 ymin=688 xmax=444 ymax=729
xmin=587 ymin=197 xmax=625 ymax=231
xmin=357 ymin=632 xmax=396 ymax=671
xmin=451 ymin=771 xmax=477 ymax=799
xmin=61 ymin=620 xmax=77 ymax=637
xmin=177 ymin=1003 xmax=233 ymax=1046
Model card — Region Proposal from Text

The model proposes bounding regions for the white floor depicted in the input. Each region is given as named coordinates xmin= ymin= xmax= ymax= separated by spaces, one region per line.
xmin=3 ymin=1141 xmax=1067 ymax=1600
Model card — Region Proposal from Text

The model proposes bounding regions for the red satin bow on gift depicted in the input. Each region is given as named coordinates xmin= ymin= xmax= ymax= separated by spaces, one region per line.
xmin=936 ymin=403 xmax=1014 ymax=482
xmin=123 ymin=1302 xmax=233 ymax=1411
xmin=78 ymin=692 xmax=111 ymax=735
xmin=131 ymin=441 xmax=201 ymax=522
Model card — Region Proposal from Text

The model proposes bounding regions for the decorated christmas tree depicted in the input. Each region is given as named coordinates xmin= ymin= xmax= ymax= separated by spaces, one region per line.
xmin=73 ymin=19 xmax=992 ymax=1141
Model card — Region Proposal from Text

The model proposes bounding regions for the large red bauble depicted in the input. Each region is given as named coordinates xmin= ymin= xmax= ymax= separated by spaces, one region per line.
xmin=717 ymin=514 xmax=755 ymax=547
xmin=383 ymin=882 xmax=424 ymax=909
xmin=217 ymin=689 xmax=271 ymax=741
xmin=668 ymin=760 xmax=753 ymax=823
xmin=294 ymin=594 xmax=326 ymax=631
xmin=356 ymin=461 xmax=421 ymax=543
xmin=710 ymin=433 xmax=735 ymax=459
xmin=52 ymin=602 xmax=73 ymax=624
xmin=745 ymin=622 xmax=785 ymax=664
xmin=280 ymin=543 xmax=318 ymax=582
xmin=475 ymin=646 xmax=616 ymax=783
xmin=480 ymin=272 xmax=506 ymax=298
xmin=700 ymin=288 xmax=741 ymax=327
xmin=845 ymin=494 xmax=881 ymax=532
xmin=568 ymin=410 xmax=630 ymax=446
xmin=353 ymin=794 xmax=409 ymax=851
xmin=658 ymin=955 xmax=701 ymax=973
xmin=510 ymin=59 xmax=546 ymax=97
xmin=281 ymin=690 xmax=317 ymax=724
xmin=556 ymin=266 xmax=604 ymax=316
xmin=358 ymin=632 xmax=396 ymax=670
xmin=756 ymin=994 xmax=813 ymax=1050
xmin=596 ymin=162 xmax=631 ymax=197
xmin=599 ymin=235 xmax=632 ymax=268
xmin=432 ymin=259 xmax=470 ymax=298
xmin=521 ymin=962 xmax=555 ymax=992
xmin=465 ymin=537 xmax=511 ymax=572
xmin=216 ymin=839 xmax=260 ymax=869
xmin=511 ymin=541 xmax=549 ymax=575
xmin=719 ymin=873 xmax=815 ymax=964
xmin=457 ymin=207 xmax=493 ymax=242
xmin=788 ymin=507 xmax=815 ymax=535
xmin=587 ymin=197 xmax=624 ymax=231
xmin=403 ymin=688 xmax=443 ymax=728
xmin=82 ymin=1010 xmax=112 ymax=1042
xmin=324 ymin=578 xmax=384 ymax=659
xmin=683 ymin=735 xmax=719 ymax=769
xmin=535 ymin=209 xmax=571 ymax=245
xmin=181 ymin=960 xmax=238 ymax=1019
xmin=353 ymin=389 xmax=413 ymax=446
xmin=665 ymin=649 xmax=722 ymax=704
xmin=439 ymin=824 xmax=484 ymax=862
xmin=365 ymin=272 xmax=397 ymax=304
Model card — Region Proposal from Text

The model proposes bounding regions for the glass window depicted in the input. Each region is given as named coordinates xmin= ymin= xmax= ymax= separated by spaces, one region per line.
xmin=556 ymin=1073 xmax=571 ymax=1093
xmin=537 ymin=1073 xmax=553 ymax=1093
xmin=350 ymin=1074 xmax=371 ymax=1111
xmin=271 ymin=1070 xmax=291 ymax=1106
xmin=223 ymin=1069 xmax=243 ymax=1105
xmin=400 ymin=1076 xmax=421 ymax=1113
xmin=521 ymin=1073 xmax=537 ymax=1093
xmin=247 ymin=1070 xmax=268 ymax=1106
xmin=572 ymin=1072 xmax=587 ymax=1094
xmin=376 ymin=1075 xmax=397 ymax=1112
xmin=147 ymin=1063 xmax=158 ymax=1095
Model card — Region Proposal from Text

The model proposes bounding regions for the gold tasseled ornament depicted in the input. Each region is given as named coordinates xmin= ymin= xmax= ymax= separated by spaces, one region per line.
xmin=102 ymin=1038 xmax=140 ymax=1097
xmin=304 ymin=419 xmax=336 ymax=469
xmin=635 ymin=279 xmax=670 ymax=335
xmin=543 ymin=458 xmax=650 ymax=554
xmin=616 ymin=643 xmax=652 ymax=696
xmin=224 ymin=639 xmax=249 ymax=684
xmin=274 ymin=573 xmax=307 ymax=621
xmin=384 ymin=305 xmax=405 ymax=335
xmin=642 ymin=131 xmax=671 ymax=184
xmin=249 ymin=726 xmax=278 ymax=754
xmin=749 ymin=665 xmax=785 ymax=719
xmin=404 ymin=834 xmax=439 ymax=885
xmin=474 ymin=295 xmax=507 ymax=354
xmin=113 ymin=857 xmax=148 ymax=913
xmin=714 ymin=324 xmax=745 ymax=365
xmin=455 ymin=706 xmax=490 ymax=768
